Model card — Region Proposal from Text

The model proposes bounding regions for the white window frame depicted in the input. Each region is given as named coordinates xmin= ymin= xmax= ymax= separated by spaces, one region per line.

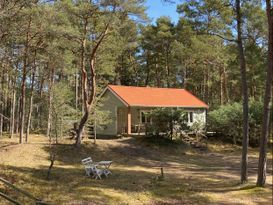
xmin=139 ymin=110 xmax=152 ymax=124
xmin=188 ymin=111 xmax=194 ymax=123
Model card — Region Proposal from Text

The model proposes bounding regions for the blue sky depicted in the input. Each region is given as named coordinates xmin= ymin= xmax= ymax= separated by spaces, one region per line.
xmin=145 ymin=0 xmax=180 ymax=24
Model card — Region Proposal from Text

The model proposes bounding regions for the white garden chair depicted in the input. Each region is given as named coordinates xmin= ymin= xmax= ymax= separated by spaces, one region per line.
xmin=91 ymin=165 xmax=104 ymax=180
xmin=81 ymin=157 xmax=93 ymax=176
xmin=82 ymin=157 xmax=93 ymax=165
xmin=81 ymin=157 xmax=104 ymax=180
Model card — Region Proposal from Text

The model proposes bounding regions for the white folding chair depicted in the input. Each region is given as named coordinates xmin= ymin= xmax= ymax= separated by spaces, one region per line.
xmin=91 ymin=165 xmax=104 ymax=180
xmin=81 ymin=157 xmax=103 ymax=179
xmin=82 ymin=157 xmax=94 ymax=176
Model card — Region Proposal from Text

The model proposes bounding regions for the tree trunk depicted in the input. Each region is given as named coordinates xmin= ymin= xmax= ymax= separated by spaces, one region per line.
xmin=15 ymin=96 xmax=20 ymax=135
xmin=46 ymin=65 xmax=54 ymax=138
xmin=75 ymin=69 xmax=78 ymax=110
xmin=166 ymin=51 xmax=170 ymax=88
xmin=257 ymin=0 xmax=273 ymax=187
xmin=0 ymin=84 xmax=2 ymax=137
xmin=220 ymin=67 xmax=224 ymax=105
xmin=236 ymin=0 xmax=249 ymax=184
xmin=145 ymin=51 xmax=150 ymax=86
xmin=223 ymin=66 xmax=229 ymax=103
xmin=26 ymin=66 xmax=36 ymax=142
xmin=155 ymin=57 xmax=161 ymax=87
xmin=76 ymin=57 xmax=95 ymax=147
xmin=10 ymin=88 xmax=16 ymax=138
xmin=76 ymin=18 xmax=88 ymax=146
xmin=47 ymin=132 xmax=56 ymax=180
xmin=19 ymin=65 xmax=26 ymax=143
xmin=19 ymin=63 xmax=27 ymax=143
xmin=4 ymin=74 xmax=8 ymax=133
xmin=38 ymin=76 xmax=44 ymax=129
xmin=75 ymin=20 xmax=109 ymax=147
xmin=19 ymin=17 xmax=31 ymax=143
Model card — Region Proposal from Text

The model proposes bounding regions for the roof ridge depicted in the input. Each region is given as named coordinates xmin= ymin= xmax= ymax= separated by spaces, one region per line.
xmin=108 ymin=84 xmax=186 ymax=90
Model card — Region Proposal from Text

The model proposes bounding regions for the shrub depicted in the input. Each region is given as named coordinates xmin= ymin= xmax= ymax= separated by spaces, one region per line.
xmin=146 ymin=108 xmax=189 ymax=140
xmin=207 ymin=99 xmax=266 ymax=146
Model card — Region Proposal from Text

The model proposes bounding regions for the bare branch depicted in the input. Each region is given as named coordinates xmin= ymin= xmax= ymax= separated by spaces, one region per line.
xmin=0 ymin=113 xmax=10 ymax=121
xmin=208 ymin=32 xmax=237 ymax=42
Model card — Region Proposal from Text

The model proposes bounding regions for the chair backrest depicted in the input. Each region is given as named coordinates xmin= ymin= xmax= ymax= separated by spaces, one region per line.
xmin=81 ymin=157 xmax=93 ymax=166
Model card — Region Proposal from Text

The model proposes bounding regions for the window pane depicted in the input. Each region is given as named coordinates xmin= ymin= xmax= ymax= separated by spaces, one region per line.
xmin=141 ymin=112 xmax=145 ymax=123
xmin=189 ymin=112 xmax=193 ymax=123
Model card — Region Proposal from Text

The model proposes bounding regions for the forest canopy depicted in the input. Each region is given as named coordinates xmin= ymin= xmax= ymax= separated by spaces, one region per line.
xmin=0 ymin=0 xmax=269 ymax=141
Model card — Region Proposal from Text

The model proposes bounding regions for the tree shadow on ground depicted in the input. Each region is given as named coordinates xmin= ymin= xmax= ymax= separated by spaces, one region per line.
xmin=0 ymin=164 xmax=214 ymax=205
xmin=1 ymin=136 xmax=272 ymax=204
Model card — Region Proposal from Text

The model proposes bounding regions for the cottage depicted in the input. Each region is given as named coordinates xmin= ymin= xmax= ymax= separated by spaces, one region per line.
xmin=97 ymin=85 xmax=209 ymax=136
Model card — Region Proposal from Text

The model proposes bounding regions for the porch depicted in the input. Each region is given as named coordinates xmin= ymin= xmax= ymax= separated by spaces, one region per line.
xmin=116 ymin=107 xmax=150 ymax=135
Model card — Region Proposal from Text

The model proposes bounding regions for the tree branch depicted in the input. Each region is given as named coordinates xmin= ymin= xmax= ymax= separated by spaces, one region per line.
xmin=90 ymin=22 xmax=110 ymax=60
xmin=0 ymin=113 xmax=10 ymax=121
xmin=208 ymin=32 xmax=237 ymax=42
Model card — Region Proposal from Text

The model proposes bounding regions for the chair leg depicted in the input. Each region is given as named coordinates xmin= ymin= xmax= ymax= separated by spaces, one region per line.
xmin=103 ymin=170 xmax=111 ymax=177
xmin=85 ymin=169 xmax=90 ymax=177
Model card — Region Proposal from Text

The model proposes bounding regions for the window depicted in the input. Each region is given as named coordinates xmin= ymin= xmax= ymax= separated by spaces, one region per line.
xmin=141 ymin=111 xmax=146 ymax=124
xmin=146 ymin=115 xmax=151 ymax=123
xmin=189 ymin=112 xmax=193 ymax=123
xmin=140 ymin=111 xmax=152 ymax=124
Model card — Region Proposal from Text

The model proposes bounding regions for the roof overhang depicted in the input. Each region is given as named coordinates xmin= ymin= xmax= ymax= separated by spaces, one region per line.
xmin=102 ymin=86 xmax=129 ymax=107
xmin=127 ymin=105 xmax=209 ymax=109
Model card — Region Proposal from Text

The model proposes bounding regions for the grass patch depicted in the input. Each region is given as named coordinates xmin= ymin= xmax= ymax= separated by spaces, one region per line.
xmin=0 ymin=135 xmax=272 ymax=205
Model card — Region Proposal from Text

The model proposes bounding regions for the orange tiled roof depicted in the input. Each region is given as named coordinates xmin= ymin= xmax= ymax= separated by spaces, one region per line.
xmin=107 ymin=85 xmax=208 ymax=108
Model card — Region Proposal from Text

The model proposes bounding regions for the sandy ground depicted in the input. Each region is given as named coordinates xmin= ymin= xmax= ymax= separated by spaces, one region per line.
xmin=0 ymin=135 xmax=272 ymax=205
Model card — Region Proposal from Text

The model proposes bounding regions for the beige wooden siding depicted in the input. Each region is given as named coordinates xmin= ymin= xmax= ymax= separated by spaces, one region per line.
xmin=96 ymin=90 xmax=125 ymax=135
xmin=117 ymin=107 xmax=128 ymax=133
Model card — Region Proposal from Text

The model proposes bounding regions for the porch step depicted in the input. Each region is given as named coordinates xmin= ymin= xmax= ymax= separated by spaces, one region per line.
xmin=86 ymin=123 xmax=95 ymax=139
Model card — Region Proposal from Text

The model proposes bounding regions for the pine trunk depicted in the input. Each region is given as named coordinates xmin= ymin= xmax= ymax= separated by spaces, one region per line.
xmin=10 ymin=88 xmax=16 ymax=138
xmin=26 ymin=66 xmax=36 ymax=142
xmin=38 ymin=77 xmax=44 ymax=129
xmin=75 ymin=69 xmax=78 ymax=110
xmin=220 ymin=67 xmax=224 ymax=105
xmin=19 ymin=64 xmax=27 ymax=143
xmin=257 ymin=0 xmax=273 ymax=187
xmin=75 ymin=20 xmax=109 ymax=147
xmin=236 ymin=0 xmax=249 ymax=184
xmin=145 ymin=52 xmax=150 ymax=86
xmin=0 ymin=87 xmax=2 ymax=137
xmin=166 ymin=51 xmax=170 ymax=88
xmin=46 ymin=66 xmax=54 ymax=138
xmin=76 ymin=19 xmax=88 ymax=146
xmin=223 ymin=67 xmax=229 ymax=103
xmin=15 ymin=96 xmax=20 ymax=134
xmin=19 ymin=17 xmax=31 ymax=143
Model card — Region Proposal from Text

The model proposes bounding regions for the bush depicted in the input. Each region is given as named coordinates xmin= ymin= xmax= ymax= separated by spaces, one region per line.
xmin=207 ymin=99 xmax=266 ymax=146
xmin=146 ymin=108 xmax=189 ymax=140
